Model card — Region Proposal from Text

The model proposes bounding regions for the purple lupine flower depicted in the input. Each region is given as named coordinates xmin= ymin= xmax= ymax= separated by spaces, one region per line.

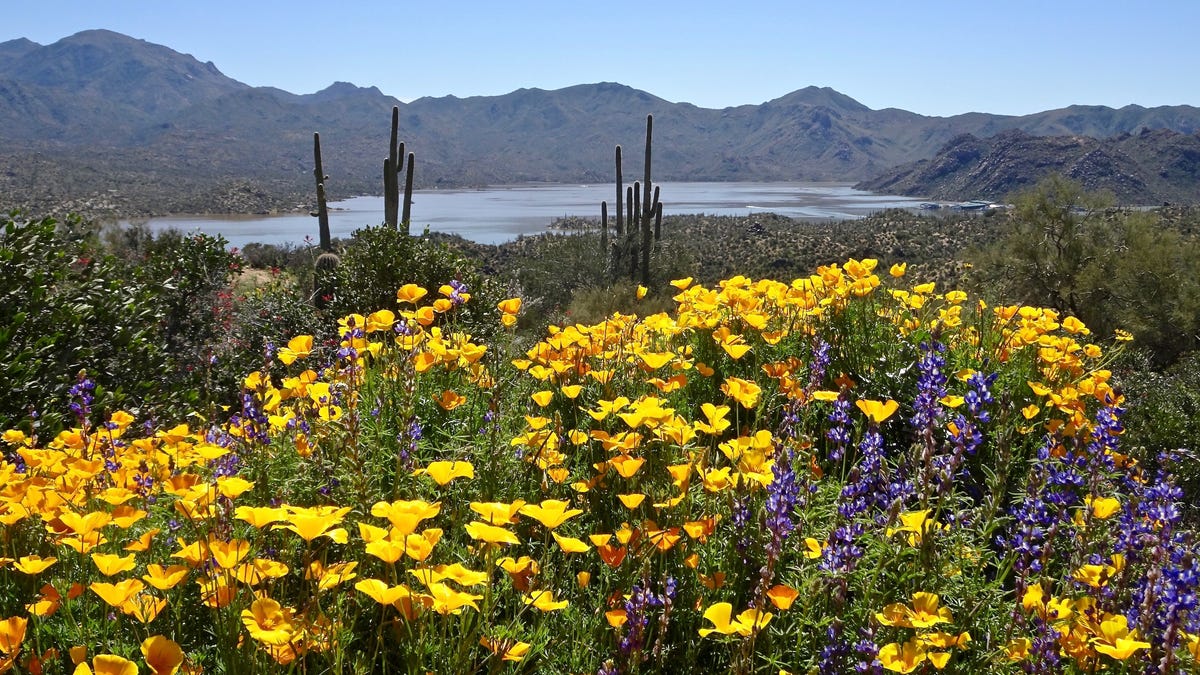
xmin=764 ymin=446 xmax=800 ymax=557
xmin=853 ymin=626 xmax=883 ymax=675
xmin=909 ymin=341 xmax=947 ymax=433
xmin=448 ymin=279 xmax=470 ymax=305
xmin=1002 ymin=435 xmax=1061 ymax=578
xmin=820 ymin=522 xmax=866 ymax=576
xmin=396 ymin=417 xmax=422 ymax=471
xmin=826 ymin=395 xmax=852 ymax=463
xmin=731 ymin=494 xmax=754 ymax=556
xmin=819 ymin=619 xmax=850 ymax=675
xmin=68 ymin=374 xmax=96 ymax=423
xmin=619 ymin=583 xmax=653 ymax=658
xmin=838 ymin=426 xmax=893 ymax=519
xmin=1024 ymin=616 xmax=1063 ymax=673
xmin=808 ymin=338 xmax=831 ymax=391
xmin=964 ymin=370 xmax=996 ymax=422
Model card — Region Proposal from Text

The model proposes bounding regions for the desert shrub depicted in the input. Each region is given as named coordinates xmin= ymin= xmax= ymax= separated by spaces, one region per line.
xmin=968 ymin=175 xmax=1200 ymax=365
xmin=566 ymin=279 xmax=682 ymax=326
xmin=239 ymin=240 xmax=320 ymax=272
xmin=0 ymin=214 xmax=240 ymax=432
xmin=209 ymin=272 xmax=331 ymax=409
xmin=1120 ymin=349 xmax=1200 ymax=519
xmin=325 ymin=225 xmax=502 ymax=341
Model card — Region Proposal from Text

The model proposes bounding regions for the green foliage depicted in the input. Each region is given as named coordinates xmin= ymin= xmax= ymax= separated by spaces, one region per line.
xmin=1120 ymin=349 xmax=1200 ymax=520
xmin=969 ymin=175 xmax=1200 ymax=365
xmin=0 ymin=215 xmax=240 ymax=432
xmin=326 ymin=225 xmax=502 ymax=340
xmin=566 ymin=279 xmax=677 ymax=326
xmin=213 ymin=272 xmax=330 ymax=401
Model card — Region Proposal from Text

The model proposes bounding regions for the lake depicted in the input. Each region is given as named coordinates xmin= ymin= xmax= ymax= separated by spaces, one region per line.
xmin=135 ymin=182 xmax=929 ymax=248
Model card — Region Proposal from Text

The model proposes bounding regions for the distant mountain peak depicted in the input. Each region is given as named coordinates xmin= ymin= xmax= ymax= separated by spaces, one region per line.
xmin=769 ymin=86 xmax=870 ymax=112
xmin=0 ymin=37 xmax=40 ymax=50
xmin=309 ymin=81 xmax=386 ymax=100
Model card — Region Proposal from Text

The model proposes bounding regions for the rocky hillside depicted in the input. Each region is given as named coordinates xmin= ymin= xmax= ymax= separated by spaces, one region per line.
xmin=855 ymin=128 xmax=1200 ymax=204
xmin=3 ymin=29 xmax=1200 ymax=215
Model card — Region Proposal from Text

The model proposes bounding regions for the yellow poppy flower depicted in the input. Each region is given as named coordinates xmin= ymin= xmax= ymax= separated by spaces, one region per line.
xmin=434 ymin=390 xmax=466 ymax=410
xmin=722 ymin=377 xmax=762 ymax=409
xmin=878 ymin=639 xmax=927 ymax=673
xmin=0 ymin=616 xmax=27 ymax=655
xmin=464 ymin=521 xmax=520 ymax=546
xmin=403 ymin=529 xmax=443 ymax=562
xmin=207 ymin=539 xmax=251 ymax=569
xmin=1092 ymin=614 xmax=1150 ymax=660
xmin=426 ymin=582 xmax=482 ymax=615
xmin=355 ymin=579 xmax=422 ymax=613
xmin=519 ymin=499 xmax=583 ymax=529
xmin=698 ymin=603 xmax=772 ymax=637
xmin=415 ymin=460 xmax=475 ymax=486
xmin=480 ymin=636 xmax=531 ymax=662
xmin=617 ymin=493 xmax=647 ymax=509
xmin=14 ymin=555 xmax=57 ymax=575
xmin=143 ymin=565 xmax=190 ymax=591
xmin=77 ymin=654 xmax=140 ymax=675
xmin=523 ymin=589 xmax=568 ymax=612
xmin=90 ymin=579 xmax=146 ymax=608
xmin=240 ymin=597 xmax=295 ymax=646
xmin=140 ymin=635 xmax=184 ymax=675
xmin=610 ymin=455 xmax=645 ymax=479
xmin=683 ymin=516 xmax=719 ymax=542
xmin=497 ymin=298 xmax=522 ymax=314
xmin=1087 ymin=495 xmax=1121 ymax=519
xmin=907 ymin=592 xmax=953 ymax=627
xmin=551 ymin=532 xmax=590 ymax=553
xmin=277 ymin=335 xmax=313 ymax=365
xmin=606 ymin=609 xmax=628 ymax=628
xmin=371 ymin=499 xmax=442 ymax=533
xmin=803 ymin=537 xmax=826 ymax=559
xmin=121 ymin=594 xmax=167 ymax=624
xmin=396 ymin=284 xmax=428 ymax=304
xmin=26 ymin=584 xmax=61 ymax=617
xmin=309 ymin=561 xmax=358 ymax=592
xmin=234 ymin=506 xmax=288 ymax=529
xmin=856 ymin=399 xmax=900 ymax=424
xmin=273 ymin=506 xmax=351 ymax=543
xmin=123 ymin=529 xmax=159 ymax=552
xmin=766 ymin=584 xmax=799 ymax=610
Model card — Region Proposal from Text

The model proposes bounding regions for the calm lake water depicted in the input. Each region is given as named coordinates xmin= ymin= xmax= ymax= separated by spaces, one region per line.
xmin=136 ymin=182 xmax=929 ymax=248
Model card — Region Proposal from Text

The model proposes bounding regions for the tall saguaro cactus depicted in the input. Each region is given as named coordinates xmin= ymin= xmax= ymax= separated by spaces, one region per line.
xmin=313 ymin=132 xmax=331 ymax=251
xmin=312 ymin=132 xmax=340 ymax=308
xmin=602 ymin=114 xmax=662 ymax=284
xmin=383 ymin=106 xmax=416 ymax=235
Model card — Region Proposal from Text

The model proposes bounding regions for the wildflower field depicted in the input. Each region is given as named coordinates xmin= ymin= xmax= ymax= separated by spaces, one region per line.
xmin=1 ymin=254 xmax=1195 ymax=674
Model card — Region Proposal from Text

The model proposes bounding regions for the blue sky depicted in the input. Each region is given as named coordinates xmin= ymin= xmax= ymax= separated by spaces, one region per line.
xmin=4 ymin=0 xmax=1197 ymax=117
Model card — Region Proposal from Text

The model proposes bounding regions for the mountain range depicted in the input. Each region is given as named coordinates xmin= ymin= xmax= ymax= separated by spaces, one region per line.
xmin=3 ymin=29 xmax=1199 ymax=215
xmin=857 ymin=128 xmax=1200 ymax=205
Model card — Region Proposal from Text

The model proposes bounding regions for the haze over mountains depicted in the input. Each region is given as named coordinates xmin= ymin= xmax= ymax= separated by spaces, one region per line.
xmin=3 ymin=29 xmax=1199 ymax=214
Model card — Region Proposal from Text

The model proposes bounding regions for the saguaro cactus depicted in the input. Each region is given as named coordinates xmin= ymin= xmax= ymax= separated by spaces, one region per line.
xmin=313 ymin=132 xmax=331 ymax=252
xmin=383 ymin=106 xmax=416 ymax=235
xmin=604 ymin=114 xmax=662 ymax=283
xmin=388 ymin=103 xmax=422 ymax=233
xmin=312 ymin=131 xmax=340 ymax=308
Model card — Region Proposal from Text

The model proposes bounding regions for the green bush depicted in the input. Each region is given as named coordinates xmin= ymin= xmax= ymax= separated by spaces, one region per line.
xmin=0 ymin=214 xmax=240 ymax=432
xmin=968 ymin=175 xmax=1200 ymax=365
xmin=326 ymin=225 xmax=503 ymax=341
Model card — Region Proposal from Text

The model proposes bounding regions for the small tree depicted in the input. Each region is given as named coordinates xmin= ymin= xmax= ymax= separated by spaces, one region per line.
xmin=970 ymin=175 xmax=1200 ymax=364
